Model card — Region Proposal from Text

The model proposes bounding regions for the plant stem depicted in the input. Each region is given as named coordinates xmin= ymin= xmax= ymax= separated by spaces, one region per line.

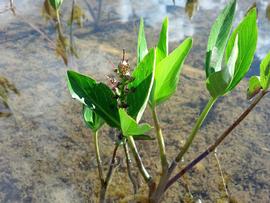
xmin=99 ymin=144 xmax=119 ymax=203
xmin=149 ymin=171 xmax=169 ymax=203
xmin=93 ymin=130 xmax=104 ymax=185
xmin=84 ymin=0 xmax=102 ymax=29
xmin=55 ymin=8 xmax=62 ymax=34
xmin=123 ymin=141 xmax=138 ymax=194
xmin=169 ymin=97 xmax=217 ymax=172
xmin=149 ymin=97 xmax=217 ymax=202
xmin=214 ymin=149 xmax=229 ymax=198
xmin=151 ymin=107 xmax=168 ymax=173
xmin=99 ymin=187 xmax=107 ymax=203
xmin=84 ymin=0 xmax=97 ymax=21
xmin=165 ymin=91 xmax=267 ymax=191
xmin=9 ymin=0 xmax=15 ymax=15
xmin=104 ymin=144 xmax=118 ymax=185
xmin=69 ymin=1 xmax=75 ymax=51
xmin=96 ymin=0 xmax=103 ymax=28
xmin=127 ymin=137 xmax=153 ymax=186
xmin=14 ymin=13 xmax=55 ymax=49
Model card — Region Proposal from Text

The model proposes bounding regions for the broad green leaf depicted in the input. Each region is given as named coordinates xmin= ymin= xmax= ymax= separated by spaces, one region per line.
xmin=150 ymin=37 xmax=192 ymax=106
xmin=137 ymin=18 xmax=148 ymax=64
xmin=247 ymin=76 xmax=262 ymax=100
xmin=205 ymin=0 xmax=236 ymax=77
xmin=49 ymin=0 xmax=63 ymax=10
xmin=119 ymin=109 xmax=152 ymax=137
xmin=226 ymin=8 xmax=258 ymax=91
xmin=83 ymin=106 xmax=104 ymax=132
xmin=207 ymin=69 xmax=232 ymax=98
xmin=206 ymin=35 xmax=239 ymax=98
xmin=156 ymin=17 xmax=169 ymax=64
xmin=127 ymin=48 xmax=156 ymax=122
xmin=67 ymin=74 xmax=90 ymax=105
xmin=67 ymin=70 xmax=120 ymax=128
xmin=260 ymin=51 xmax=270 ymax=90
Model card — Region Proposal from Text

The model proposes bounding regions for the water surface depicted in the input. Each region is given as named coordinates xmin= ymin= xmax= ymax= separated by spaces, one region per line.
xmin=0 ymin=0 xmax=270 ymax=202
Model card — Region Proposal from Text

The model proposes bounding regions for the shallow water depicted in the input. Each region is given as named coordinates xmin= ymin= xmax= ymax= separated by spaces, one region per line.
xmin=0 ymin=0 xmax=270 ymax=202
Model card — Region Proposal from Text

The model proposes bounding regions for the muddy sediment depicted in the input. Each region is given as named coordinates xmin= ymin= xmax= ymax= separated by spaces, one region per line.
xmin=1 ymin=0 xmax=270 ymax=202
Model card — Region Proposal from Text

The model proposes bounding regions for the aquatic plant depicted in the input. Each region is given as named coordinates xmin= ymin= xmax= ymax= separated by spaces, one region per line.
xmin=185 ymin=0 xmax=199 ymax=19
xmin=42 ymin=0 xmax=85 ymax=65
xmin=83 ymin=0 xmax=103 ymax=30
xmin=66 ymin=0 xmax=269 ymax=202
xmin=43 ymin=0 xmax=104 ymax=65
xmin=0 ymin=76 xmax=19 ymax=117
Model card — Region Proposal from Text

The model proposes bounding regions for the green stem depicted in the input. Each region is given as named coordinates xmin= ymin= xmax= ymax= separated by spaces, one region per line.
xmin=151 ymin=107 xmax=168 ymax=173
xmin=149 ymin=97 xmax=217 ymax=202
xmin=93 ymin=130 xmax=104 ymax=185
xmin=165 ymin=91 xmax=267 ymax=191
xmin=123 ymin=141 xmax=138 ymax=194
xmin=104 ymin=144 xmax=119 ymax=185
xmin=170 ymin=97 xmax=217 ymax=172
xmin=56 ymin=8 xmax=62 ymax=33
xmin=127 ymin=136 xmax=153 ymax=185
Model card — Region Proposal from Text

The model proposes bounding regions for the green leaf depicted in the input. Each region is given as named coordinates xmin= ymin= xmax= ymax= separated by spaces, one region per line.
xmin=207 ymin=69 xmax=232 ymax=98
xmin=137 ymin=18 xmax=148 ymax=64
xmin=206 ymin=7 xmax=258 ymax=98
xmin=205 ymin=0 xmax=236 ymax=77
xmin=119 ymin=109 xmax=152 ymax=137
xmin=150 ymin=37 xmax=192 ymax=106
xmin=127 ymin=48 xmax=156 ymax=122
xmin=206 ymin=35 xmax=239 ymax=98
xmin=49 ymin=0 xmax=63 ymax=10
xmin=156 ymin=17 xmax=169 ymax=64
xmin=226 ymin=8 xmax=258 ymax=91
xmin=247 ymin=76 xmax=262 ymax=100
xmin=260 ymin=51 xmax=270 ymax=90
xmin=67 ymin=74 xmax=90 ymax=105
xmin=67 ymin=70 xmax=120 ymax=128
xmin=83 ymin=106 xmax=104 ymax=132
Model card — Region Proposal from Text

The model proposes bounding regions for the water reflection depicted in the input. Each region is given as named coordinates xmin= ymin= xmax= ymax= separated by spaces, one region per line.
xmin=83 ymin=0 xmax=102 ymax=29
xmin=2 ymin=0 xmax=269 ymax=61
xmin=91 ymin=0 xmax=270 ymax=61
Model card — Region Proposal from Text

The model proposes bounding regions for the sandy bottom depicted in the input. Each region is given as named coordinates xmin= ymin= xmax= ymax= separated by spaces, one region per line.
xmin=0 ymin=8 xmax=270 ymax=203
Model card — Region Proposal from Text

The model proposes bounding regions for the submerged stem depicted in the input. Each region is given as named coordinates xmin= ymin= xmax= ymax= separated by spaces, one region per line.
xmin=55 ymin=8 xmax=62 ymax=33
xmin=93 ymin=130 xmax=104 ymax=185
xmin=123 ymin=141 xmax=138 ymax=194
xmin=165 ymin=91 xmax=267 ymax=191
xmin=151 ymin=107 xmax=168 ymax=173
xmin=104 ymin=144 xmax=119 ymax=184
xmin=127 ymin=137 xmax=153 ymax=185
xmin=149 ymin=97 xmax=217 ymax=202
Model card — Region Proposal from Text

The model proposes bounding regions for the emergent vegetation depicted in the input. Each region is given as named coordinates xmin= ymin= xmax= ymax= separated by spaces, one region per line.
xmin=66 ymin=0 xmax=270 ymax=202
